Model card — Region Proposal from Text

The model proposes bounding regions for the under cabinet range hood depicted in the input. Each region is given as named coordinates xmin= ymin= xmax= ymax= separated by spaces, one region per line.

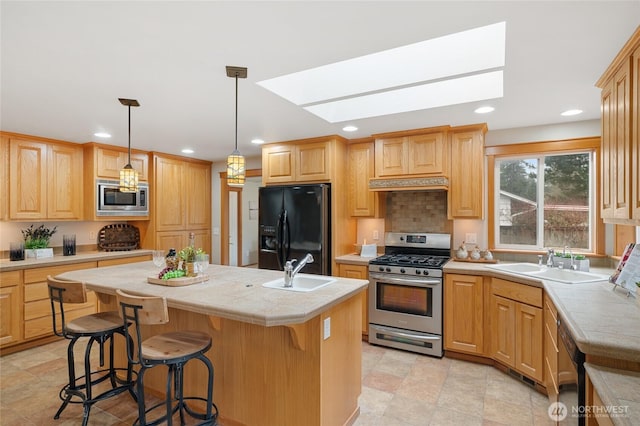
xmin=368 ymin=176 xmax=449 ymax=191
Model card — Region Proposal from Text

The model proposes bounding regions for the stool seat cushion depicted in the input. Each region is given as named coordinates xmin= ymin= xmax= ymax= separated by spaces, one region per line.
xmin=141 ymin=330 xmax=211 ymax=361
xmin=65 ymin=311 xmax=125 ymax=335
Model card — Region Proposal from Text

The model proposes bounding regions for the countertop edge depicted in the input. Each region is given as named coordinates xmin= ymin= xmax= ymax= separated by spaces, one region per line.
xmin=0 ymin=249 xmax=153 ymax=271
xmin=584 ymin=362 xmax=640 ymax=426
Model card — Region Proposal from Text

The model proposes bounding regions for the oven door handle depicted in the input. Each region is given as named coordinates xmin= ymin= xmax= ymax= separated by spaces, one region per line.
xmin=369 ymin=272 xmax=440 ymax=287
xmin=371 ymin=325 xmax=441 ymax=341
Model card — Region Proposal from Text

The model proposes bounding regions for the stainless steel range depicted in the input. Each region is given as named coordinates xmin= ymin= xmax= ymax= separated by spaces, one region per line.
xmin=368 ymin=232 xmax=451 ymax=357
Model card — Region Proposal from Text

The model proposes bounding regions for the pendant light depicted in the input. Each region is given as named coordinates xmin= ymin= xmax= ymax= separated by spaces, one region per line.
xmin=118 ymin=98 xmax=140 ymax=192
xmin=226 ymin=66 xmax=247 ymax=187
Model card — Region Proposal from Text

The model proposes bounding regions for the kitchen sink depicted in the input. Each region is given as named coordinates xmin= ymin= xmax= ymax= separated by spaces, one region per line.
xmin=487 ymin=263 xmax=609 ymax=284
xmin=262 ymin=275 xmax=336 ymax=292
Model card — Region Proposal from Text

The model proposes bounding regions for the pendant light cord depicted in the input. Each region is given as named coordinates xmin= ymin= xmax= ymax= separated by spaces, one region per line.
xmin=235 ymin=73 xmax=238 ymax=151
xmin=127 ymin=105 xmax=132 ymax=165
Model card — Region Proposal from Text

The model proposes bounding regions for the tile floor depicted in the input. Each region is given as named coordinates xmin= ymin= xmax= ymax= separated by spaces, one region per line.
xmin=1 ymin=339 xmax=554 ymax=425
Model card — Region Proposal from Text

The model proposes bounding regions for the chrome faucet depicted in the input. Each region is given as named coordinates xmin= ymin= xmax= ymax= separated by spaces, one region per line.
xmin=566 ymin=246 xmax=577 ymax=270
xmin=283 ymin=253 xmax=314 ymax=287
xmin=546 ymin=248 xmax=555 ymax=267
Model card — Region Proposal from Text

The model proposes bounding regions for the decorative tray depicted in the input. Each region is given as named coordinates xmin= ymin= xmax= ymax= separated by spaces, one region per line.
xmin=147 ymin=275 xmax=209 ymax=287
xmin=98 ymin=223 xmax=140 ymax=251
xmin=453 ymin=258 xmax=499 ymax=264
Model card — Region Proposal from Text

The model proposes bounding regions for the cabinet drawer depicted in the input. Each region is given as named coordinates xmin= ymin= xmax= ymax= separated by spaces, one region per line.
xmin=25 ymin=282 xmax=49 ymax=302
xmin=491 ymin=278 xmax=542 ymax=308
xmin=544 ymin=299 xmax=558 ymax=346
xmin=0 ymin=270 xmax=22 ymax=288
xmin=24 ymin=300 xmax=97 ymax=339
xmin=25 ymin=292 xmax=96 ymax=320
xmin=24 ymin=261 xmax=97 ymax=283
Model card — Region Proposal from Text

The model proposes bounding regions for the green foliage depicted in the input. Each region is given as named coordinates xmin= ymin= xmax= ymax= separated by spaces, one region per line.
xmin=21 ymin=224 xmax=57 ymax=249
xmin=177 ymin=246 xmax=205 ymax=262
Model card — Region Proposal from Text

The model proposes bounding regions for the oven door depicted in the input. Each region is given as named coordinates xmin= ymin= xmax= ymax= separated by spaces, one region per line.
xmin=368 ymin=272 xmax=441 ymax=335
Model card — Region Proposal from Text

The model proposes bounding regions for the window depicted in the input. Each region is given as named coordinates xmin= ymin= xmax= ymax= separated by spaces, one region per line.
xmin=487 ymin=137 xmax=600 ymax=253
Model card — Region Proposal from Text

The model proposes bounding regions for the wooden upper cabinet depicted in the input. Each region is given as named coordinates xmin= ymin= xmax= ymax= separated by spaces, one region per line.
xmin=185 ymin=161 xmax=211 ymax=229
xmin=262 ymin=137 xmax=337 ymax=184
xmin=262 ymin=144 xmax=294 ymax=183
xmin=597 ymin=26 xmax=640 ymax=224
xmin=374 ymin=130 xmax=447 ymax=178
xmin=8 ymin=136 xmax=82 ymax=220
xmin=154 ymin=155 xmax=186 ymax=231
xmin=348 ymin=141 xmax=385 ymax=217
xmin=296 ymin=141 xmax=331 ymax=182
xmin=448 ymin=124 xmax=487 ymax=219
xmin=47 ymin=143 xmax=83 ymax=219
xmin=96 ymin=146 xmax=149 ymax=181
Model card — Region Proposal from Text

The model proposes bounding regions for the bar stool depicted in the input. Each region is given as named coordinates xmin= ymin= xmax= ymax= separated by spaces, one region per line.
xmin=47 ymin=275 xmax=136 ymax=426
xmin=116 ymin=289 xmax=218 ymax=426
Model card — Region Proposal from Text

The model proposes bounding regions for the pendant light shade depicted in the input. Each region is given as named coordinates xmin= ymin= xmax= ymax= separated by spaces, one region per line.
xmin=226 ymin=66 xmax=247 ymax=187
xmin=118 ymin=98 xmax=140 ymax=192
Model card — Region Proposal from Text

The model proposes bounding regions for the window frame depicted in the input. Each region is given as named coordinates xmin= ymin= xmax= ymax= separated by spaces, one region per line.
xmin=486 ymin=137 xmax=604 ymax=255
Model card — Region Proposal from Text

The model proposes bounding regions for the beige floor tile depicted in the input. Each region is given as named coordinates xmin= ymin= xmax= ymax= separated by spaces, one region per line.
xmin=358 ymin=385 xmax=394 ymax=417
xmin=384 ymin=394 xmax=436 ymax=426
xmin=483 ymin=395 xmax=534 ymax=425
xmin=429 ymin=405 xmax=484 ymax=426
xmin=363 ymin=369 xmax=405 ymax=393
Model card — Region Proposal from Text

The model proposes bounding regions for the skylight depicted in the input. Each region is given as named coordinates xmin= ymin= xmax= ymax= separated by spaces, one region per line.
xmin=257 ymin=21 xmax=506 ymax=122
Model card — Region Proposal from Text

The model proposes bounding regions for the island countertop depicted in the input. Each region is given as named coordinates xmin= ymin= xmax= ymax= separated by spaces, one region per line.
xmin=58 ymin=261 xmax=368 ymax=327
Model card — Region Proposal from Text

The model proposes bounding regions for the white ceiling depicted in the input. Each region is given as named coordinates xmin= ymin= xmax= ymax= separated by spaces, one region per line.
xmin=1 ymin=1 xmax=639 ymax=163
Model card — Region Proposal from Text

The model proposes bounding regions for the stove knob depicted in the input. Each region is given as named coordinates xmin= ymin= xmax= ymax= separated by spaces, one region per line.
xmin=415 ymin=269 xmax=421 ymax=275
xmin=423 ymin=270 xmax=430 ymax=276
xmin=378 ymin=266 xmax=385 ymax=272
xmin=400 ymin=268 xmax=406 ymax=274
xmin=385 ymin=267 xmax=391 ymax=273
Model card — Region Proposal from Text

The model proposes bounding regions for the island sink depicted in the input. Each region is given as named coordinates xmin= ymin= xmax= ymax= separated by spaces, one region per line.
xmin=487 ymin=263 xmax=609 ymax=284
xmin=262 ymin=274 xmax=336 ymax=292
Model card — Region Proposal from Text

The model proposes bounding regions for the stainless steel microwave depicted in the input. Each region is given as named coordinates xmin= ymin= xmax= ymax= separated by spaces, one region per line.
xmin=96 ymin=179 xmax=149 ymax=216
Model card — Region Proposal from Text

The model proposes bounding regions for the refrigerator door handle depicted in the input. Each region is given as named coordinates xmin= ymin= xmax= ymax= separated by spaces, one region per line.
xmin=282 ymin=209 xmax=290 ymax=263
xmin=276 ymin=210 xmax=284 ymax=269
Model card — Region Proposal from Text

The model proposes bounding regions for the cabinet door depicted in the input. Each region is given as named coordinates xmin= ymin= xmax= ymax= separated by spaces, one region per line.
xmin=192 ymin=229 xmax=211 ymax=258
xmin=1 ymin=135 xmax=9 ymax=220
xmin=296 ymin=141 xmax=330 ymax=182
xmin=601 ymin=79 xmax=616 ymax=219
xmin=0 ymin=271 xmax=23 ymax=347
xmin=490 ymin=294 xmax=516 ymax=367
xmin=375 ymin=137 xmax=405 ymax=177
xmin=632 ymin=44 xmax=640 ymax=221
xmin=449 ymin=129 xmax=484 ymax=218
xmin=262 ymin=144 xmax=294 ymax=184
xmin=9 ymin=138 xmax=47 ymax=219
xmin=156 ymin=231 xmax=187 ymax=253
xmin=155 ymin=156 xmax=186 ymax=231
xmin=515 ymin=303 xmax=543 ymax=382
xmin=96 ymin=147 xmax=149 ymax=181
xmin=47 ymin=143 xmax=83 ymax=219
xmin=348 ymin=142 xmax=377 ymax=217
xmin=407 ymin=132 xmax=447 ymax=175
xmin=444 ymin=274 xmax=484 ymax=354
xmin=337 ymin=264 xmax=369 ymax=336
xmin=186 ymin=162 xmax=211 ymax=230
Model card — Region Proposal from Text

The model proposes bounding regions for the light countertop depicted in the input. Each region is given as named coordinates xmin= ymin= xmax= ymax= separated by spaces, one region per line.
xmin=335 ymin=253 xmax=375 ymax=266
xmin=584 ymin=363 xmax=640 ymax=426
xmin=0 ymin=249 xmax=153 ymax=272
xmin=58 ymin=261 xmax=368 ymax=327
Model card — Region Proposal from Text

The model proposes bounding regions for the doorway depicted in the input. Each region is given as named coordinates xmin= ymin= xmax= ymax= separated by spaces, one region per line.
xmin=220 ymin=169 xmax=261 ymax=266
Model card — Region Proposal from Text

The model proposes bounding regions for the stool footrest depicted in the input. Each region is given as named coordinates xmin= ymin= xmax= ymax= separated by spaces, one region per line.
xmin=134 ymin=397 xmax=219 ymax=426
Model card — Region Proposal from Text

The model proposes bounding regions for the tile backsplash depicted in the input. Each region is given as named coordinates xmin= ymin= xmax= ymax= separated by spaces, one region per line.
xmin=385 ymin=191 xmax=452 ymax=234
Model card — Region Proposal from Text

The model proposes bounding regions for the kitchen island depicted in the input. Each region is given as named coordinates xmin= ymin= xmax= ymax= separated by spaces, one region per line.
xmin=59 ymin=261 xmax=368 ymax=426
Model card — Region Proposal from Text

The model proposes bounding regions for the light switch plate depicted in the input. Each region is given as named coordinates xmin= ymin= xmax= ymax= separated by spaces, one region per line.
xmin=323 ymin=317 xmax=331 ymax=340
xmin=465 ymin=233 xmax=477 ymax=244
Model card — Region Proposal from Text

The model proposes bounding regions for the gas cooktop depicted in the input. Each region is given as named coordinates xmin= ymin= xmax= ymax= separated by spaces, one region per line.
xmin=369 ymin=254 xmax=450 ymax=268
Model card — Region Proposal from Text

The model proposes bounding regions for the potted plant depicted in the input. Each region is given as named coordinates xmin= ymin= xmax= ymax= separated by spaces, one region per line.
xmin=178 ymin=245 xmax=205 ymax=277
xmin=22 ymin=224 xmax=57 ymax=258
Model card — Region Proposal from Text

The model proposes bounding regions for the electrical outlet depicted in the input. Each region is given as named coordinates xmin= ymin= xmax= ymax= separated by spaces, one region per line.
xmin=465 ymin=233 xmax=477 ymax=244
xmin=373 ymin=230 xmax=379 ymax=240
xmin=323 ymin=317 xmax=331 ymax=340
xmin=89 ymin=231 xmax=96 ymax=240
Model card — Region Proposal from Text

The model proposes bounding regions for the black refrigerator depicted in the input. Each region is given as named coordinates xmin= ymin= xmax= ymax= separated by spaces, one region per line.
xmin=258 ymin=184 xmax=331 ymax=275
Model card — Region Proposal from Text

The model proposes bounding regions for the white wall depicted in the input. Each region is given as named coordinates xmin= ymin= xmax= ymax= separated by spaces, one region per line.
xmin=0 ymin=220 xmax=120 ymax=251
xmin=241 ymin=176 xmax=261 ymax=265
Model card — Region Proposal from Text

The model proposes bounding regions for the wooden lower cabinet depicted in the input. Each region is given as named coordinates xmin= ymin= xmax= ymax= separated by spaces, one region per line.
xmin=489 ymin=278 xmax=543 ymax=382
xmin=0 ymin=270 xmax=23 ymax=346
xmin=444 ymin=273 xmax=485 ymax=355
xmin=544 ymin=293 xmax=559 ymax=404
xmin=337 ymin=263 xmax=369 ymax=337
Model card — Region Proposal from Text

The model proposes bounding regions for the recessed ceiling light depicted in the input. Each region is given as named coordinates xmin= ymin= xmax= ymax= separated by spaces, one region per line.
xmin=342 ymin=125 xmax=358 ymax=132
xmin=251 ymin=138 xmax=265 ymax=144
xmin=257 ymin=21 xmax=505 ymax=110
xmin=181 ymin=148 xmax=194 ymax=154
xmin=305 ymin=71 xmax=503 ymax=123
xmin=94 ymin=132 xmax=111 ymax=138
xmin=561 ymin=109 xmax=583 ymax=116
xmin=474 ymin=106 xmax=495 ymax=114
